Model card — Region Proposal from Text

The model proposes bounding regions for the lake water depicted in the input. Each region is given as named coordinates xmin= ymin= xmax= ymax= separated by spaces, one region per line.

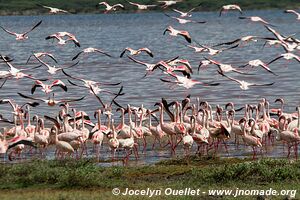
xmin=0 ymin=10 xmax=299 ymax=164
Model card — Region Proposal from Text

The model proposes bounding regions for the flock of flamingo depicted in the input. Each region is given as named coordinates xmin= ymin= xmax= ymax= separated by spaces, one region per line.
xmin=0 ymin=1 xmax=299 ymax=165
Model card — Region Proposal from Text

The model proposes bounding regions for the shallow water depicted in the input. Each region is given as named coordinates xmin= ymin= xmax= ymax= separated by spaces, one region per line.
xmin=0 ymin=10 xmax=299 ymax=165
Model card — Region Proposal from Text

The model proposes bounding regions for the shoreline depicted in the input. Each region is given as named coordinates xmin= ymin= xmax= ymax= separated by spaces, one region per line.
xmin=0 ymin=0 xmax=299 ymax=16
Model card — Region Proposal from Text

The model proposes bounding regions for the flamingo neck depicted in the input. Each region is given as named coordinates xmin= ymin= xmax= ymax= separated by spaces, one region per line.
xmin=27 ymin=108 xmax=31 ymax=126
xmin=34 ymin=117 xmax=39 ymax=134
xmin=97 ymin=111 xmax=101 ymax=130
xmin=120 ymin=110 xmax=125 ymax=128
xmin=73 ymin=110 xmax=77 ymax=130
xmin=149 ymin=114 xmax=152 ymax=127
xmin=139 ymin=111 xmax=144 ymax=127
xmin=159 ymin=106 xmax=164 ymax=125
xmin=81 ymin=113 xmax=85 ymax=129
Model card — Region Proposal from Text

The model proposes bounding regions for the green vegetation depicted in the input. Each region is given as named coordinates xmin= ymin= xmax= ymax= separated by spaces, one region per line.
xmin=0 ymin=157 xmax=299 ymax=199
xmin=0 ymin=0 xmax=299 ymax=15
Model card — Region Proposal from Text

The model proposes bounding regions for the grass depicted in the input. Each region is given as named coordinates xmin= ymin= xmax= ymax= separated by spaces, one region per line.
xmin=0 ymin=157 xmax=299 ymax=199
xmin=0 ymin=0 xmax=299 ymax=15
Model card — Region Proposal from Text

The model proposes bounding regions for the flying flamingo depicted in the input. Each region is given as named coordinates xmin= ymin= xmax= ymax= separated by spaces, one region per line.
xmin=164 ymin=13 xmax=206 ymax=24
xmin=195 ymin=43 xmax=239 ymax=56
xmin=158 ymin=0 xmax=182 ymax=9
xmin=213 ymin=35 xmax=259 ymax=47
xmin=0 ymin=20 xmax=42 ymax=41
xmin=172 ymin=3 xmax=202 ymax=18
xmin=46 ymin=32 xmax=80 ymax=47
xmin=34 ymin=56 xmax=79 ymax=75
xmin=268 ymin=53 xmax=300 ymax=65
xmin=284 ymin=10 xmax=300 ymax=20
xmin=239 ymin=59 xmax=278 ymax=76
xmin=98 ymin=2 xmax=124 ymax=13
xmin=160 ymin=72 xmax=220 ymax=89
xmin=205 ymin=58 xmax=250 ymax=75
xmin=239 ymin=16 xmax=275 ymax=26
xmin=72 ymin=47 xmax=111 ymax=60
xmin=219 ymin=4 xmax=243 ymax=16
xmin=163 ymin=26 xmax=192 ymax=43
xmin=31 ymin=80 xmax=67 ymax=94
xmin=120 ymin=47 xmax=153 ymax=58
xmin=18 ymin=93 xmax=86 ymax=107
xmin=218 ymin=71 xmax=274 ymax=90
xmin=26 ymin=52 xmax=58 ymax=64
xmin=126 ymin=1 xmax=157 ymax=10
xmin=38 ymin=4 xmax=70 ymax=14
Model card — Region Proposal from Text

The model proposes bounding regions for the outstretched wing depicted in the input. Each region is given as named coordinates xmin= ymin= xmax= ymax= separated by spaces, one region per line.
xmin=72 ymin=51 xmax=83 ymax=60
xmin=89 ymin=85 xmax=105 ymax=108
xmin=0 ymin=26 xmax=17 ymax=36
xmin=24 ymin=20 xmax=42 ymax=35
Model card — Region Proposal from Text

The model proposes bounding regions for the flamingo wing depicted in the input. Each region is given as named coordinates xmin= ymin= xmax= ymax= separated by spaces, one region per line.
xmin=72 ymin=51 xmax=83 ymax=60
xmin=24 ymin=20 xmax=42 ymax=35
xmin=0 ymin=26 xmax=17 ymax=36
xmin=51 ymin=80 xmax=68 ymax=92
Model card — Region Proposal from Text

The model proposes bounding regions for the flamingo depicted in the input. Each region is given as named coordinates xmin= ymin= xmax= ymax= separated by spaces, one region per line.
xmin=107 ymin=119 xmax=119 ymax=161
xmin=158 ymin=102 xmax=177 ymax=154
xmin=276 ymin=115 xmax=300 ymax=159
xmin=240 ymin=118 xmax=262 ymax=159
xmin=24 ymin=105 xmax=36 ymax=138
xmin=219 ymin=4 xmax=243 ymax=16
xmin=38 ymin=4 xmax=70 ymax=14
xmin=31 ymin=80 xmax=67 ymax=94
xmin=239 ymin=16 xmax=274 ymax=26
xmin=118 ymin=108 xmax=137 ymax=164
xmin=164 ymin=13 xmax=206 ymax=24
xmin=146 ymin=109 xmax=165 ymax=150
xmin=45 ymin=32 xmax=80 ymax=47
xmin=163 ymin=26 xmax=192 ymax=43
xmin=51 ymin=126 xmax=74 ymax=159
xmin=18 ymin=93 xmax=86 ymax=107
xmin=126 ymin=1 xmax=156 ymax=10
xmin=213 ymin=36 xmax=259 ymax=47
xmin=158 ymin=0 xmax=182 ymax=9
xmin=0 ymin=20 xmax=42 ymax=41
xmin=239 ymin=59 xmax=278 ymax=76
xmin=98 ymin=2 xmax=124 ymax=13
xmin=72 ymin=47 xmax=111 ymax=60
xmin=268 ymin=53 xmax=300 ymax=65
xmin=120 ymin=47 xmax=153 ymax=58
xmin=172 ymin=4 xmax=202 ymax=18
xmin=194 ymin=43 xmax=239 ymax=56
xmin=190 ymin=115 xmax=208 ymax=155
xmin=33 ymin=115 xmax=48 ymax=156
xmin=62 ymin=69 xmax=121 ymax=95
xmin=284 ymin=10 xmax=300 ymax=20
xmin=218 ymin=70 xmax=274 ymax=90
xmin=26 ymin=52 xmax=58 ymax=64
xmin=91 ymin=109 xmax=105 ymax=159
xmin=160 ymin=72 xmax=219 ymax=89
xmin=205 ymin=58 xmax=250 ymax=75
xmin=34 ymin=55 xmax=79 ymax=75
